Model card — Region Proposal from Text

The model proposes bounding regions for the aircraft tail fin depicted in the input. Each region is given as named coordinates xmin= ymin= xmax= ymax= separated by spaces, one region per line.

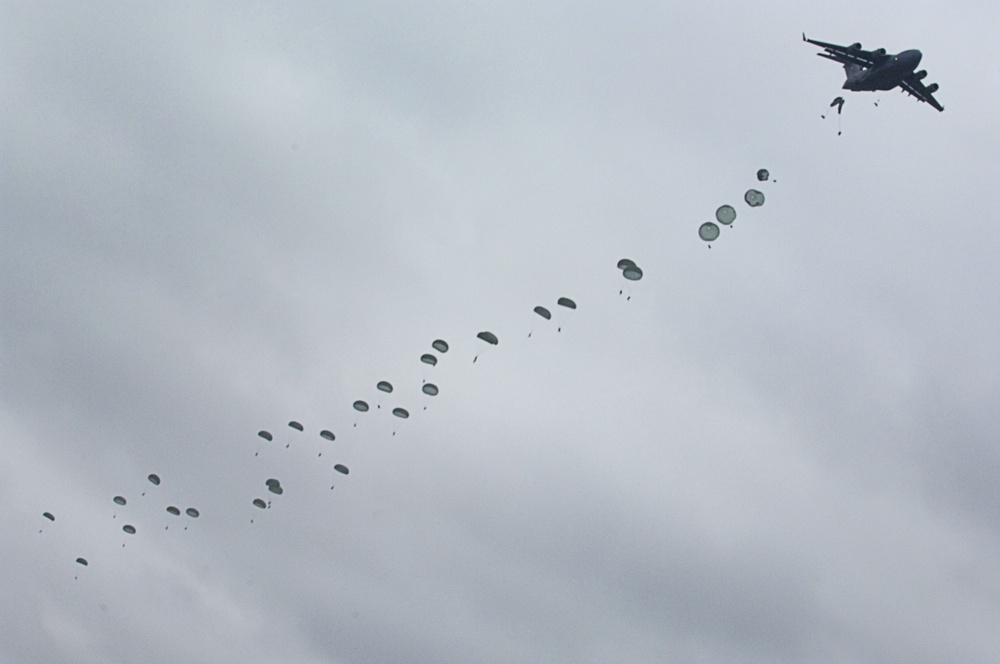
xmin=843 ymin=62 xmax=861 ymax=78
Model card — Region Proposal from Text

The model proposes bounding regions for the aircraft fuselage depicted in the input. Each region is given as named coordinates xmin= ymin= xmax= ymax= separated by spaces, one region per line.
xmin=803 ymin=34 xmax=943 ymax=111
xmin=844 ymin=49 xmax=922 ymax=91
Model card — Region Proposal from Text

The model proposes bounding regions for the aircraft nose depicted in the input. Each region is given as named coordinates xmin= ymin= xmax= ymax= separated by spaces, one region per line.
xmin=905 ymin=49 xmax=922 ymax=68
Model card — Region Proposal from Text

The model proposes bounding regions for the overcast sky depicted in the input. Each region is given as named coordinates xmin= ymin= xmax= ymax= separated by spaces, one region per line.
xmin=3 ymin=2 xmax=1000 ymax=663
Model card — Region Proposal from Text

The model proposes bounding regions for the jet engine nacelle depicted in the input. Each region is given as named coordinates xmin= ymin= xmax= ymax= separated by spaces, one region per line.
xmin=926 ymin=83 xmax=939 ymax=93
xmin=872 ymin=48 xmax=886 ymax=57
xmin=914 ymin=70 xmax=927 ymax=80
xmin=849 ymin=42 xmax=862 ymax=49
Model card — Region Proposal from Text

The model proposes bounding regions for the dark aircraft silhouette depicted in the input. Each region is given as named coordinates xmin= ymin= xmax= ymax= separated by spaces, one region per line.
xmin=803 ymin=34 xmax=944 ymax=112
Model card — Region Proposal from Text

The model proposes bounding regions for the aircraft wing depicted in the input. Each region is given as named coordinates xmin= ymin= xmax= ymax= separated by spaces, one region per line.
xmin=802 ymin=33 xmax=880 ymax=68
xmin=900 ymin=74 xmax=944 ymax=111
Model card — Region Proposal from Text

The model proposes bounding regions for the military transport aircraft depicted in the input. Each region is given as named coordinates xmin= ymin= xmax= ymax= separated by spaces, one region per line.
xmin=803 ymin=34 xmax=944 ymax=112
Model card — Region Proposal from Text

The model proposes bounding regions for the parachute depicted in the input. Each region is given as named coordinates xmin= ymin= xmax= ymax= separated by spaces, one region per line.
xmin=392 ymin=407 xmax=409 ymax=419
xmin=253 ymin=498 xmax=266 ymax=509
xmin=185 ymin=508 xmax=200 ymax=518
xmin=618 ymin=258 xmax=642 ymax=279
xmin=617 ymin=259 xmax=643 ymax=300
xmin=147 ymin=474 xmax=161 ymax=486
xmin=823 ymin=96 xmax=846 ymax=134
xmin=113 ymin=496 xmax=127 ymax=506
xmin=699 ymin=222 xmax=720 ymax=242
xmin=432 ymin=339 xmax=449 ymax=353
xmin=265 ymin=478 xmax=280 ymax=488
xmin=122 ymin=525 xmax=136 ymax=535
xmin=334 ymin=464 xmax=349 ymax=475
xmin=715 ymin=205 xmax=736 ymax=225
xmin=352 ymin=399 xmax=370 ymax=428
xmin=42 ymin=512 xmax=55 ymax=522
xmin=268 ymin=484 xmax=283 ymax=495
xmin=474 ymin=331 xmax=499 ymax=362
xmin=555 ymin=297 xmax=576 ymax=331
xmin=377 ymin=381 xmax=393 ymax=393
xmin=744 ymin=189 xmax=765 ymax=207
xmin=420 ymin=353 xmax=438 ymax=366
xmin=622 ymin=265 xmax=643 ymax=281
xmin=422 ymin=383 xmax=439 ymax=396
xmin=757 ymin=168 xmax=770 ymax=182
xmin=529 ymin=306 xmax=552 ymax=337
xmin=166 ymin=506 xmax=180 ymax=516
xmin=288 ymin=421 xmax=303 ymax=432
xmin=320 ymin=430 xmax=335 ymax=441
xmin=76 ymin=558 xmax=88 ymax=566
xmin=258 ymin=431 xmax=273 ymax=442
